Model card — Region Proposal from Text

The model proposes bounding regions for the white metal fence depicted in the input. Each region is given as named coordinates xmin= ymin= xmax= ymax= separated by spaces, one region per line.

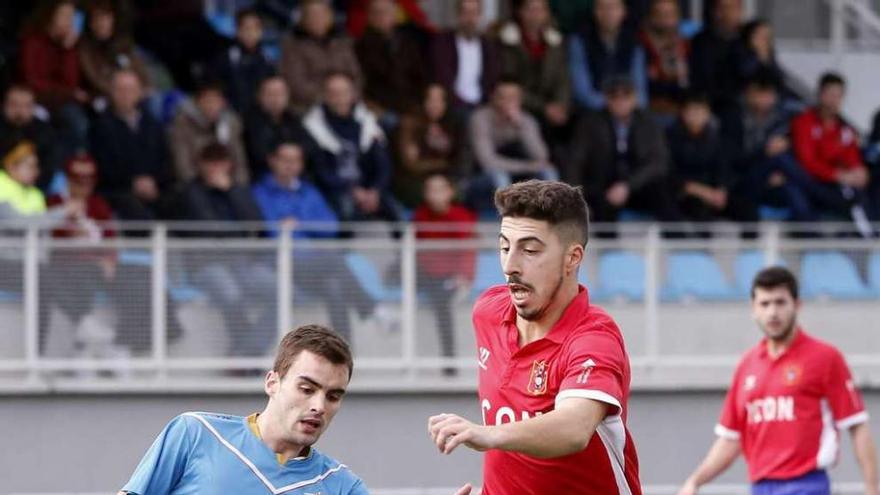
xmin=1 ymin=221 xmax=880 ymax=393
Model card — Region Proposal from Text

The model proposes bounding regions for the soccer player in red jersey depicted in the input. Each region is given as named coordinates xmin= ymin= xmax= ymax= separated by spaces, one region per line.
xmin=679 ymin=267 xmax=879 ymax=495
xmin=428 ymin=180 xmax=642 ymax=495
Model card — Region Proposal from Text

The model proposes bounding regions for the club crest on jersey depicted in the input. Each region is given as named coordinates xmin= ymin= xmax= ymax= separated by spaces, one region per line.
xmin=783 ymin=364 xmax=802 ymax=386
xmin=527 ymin=360 xmax=549 ymax=395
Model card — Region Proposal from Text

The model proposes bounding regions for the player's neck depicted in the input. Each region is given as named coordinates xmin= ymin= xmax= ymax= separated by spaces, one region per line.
xmin=766 ymin=326 xmax=799 ymax=358
xmin=516 ymin=282 xmax=579 ymax=346
xmin=256 ymin=409 xmax=309 ymax=462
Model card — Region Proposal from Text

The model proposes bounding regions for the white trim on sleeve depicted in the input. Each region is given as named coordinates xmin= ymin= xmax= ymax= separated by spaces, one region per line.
xmin=556 ymin=389 xmax=622 ymax=412
xmin=836 ymin=411 xmax=870 ymax=430
xmin=714 ymin=424 xmax=741 ymax=440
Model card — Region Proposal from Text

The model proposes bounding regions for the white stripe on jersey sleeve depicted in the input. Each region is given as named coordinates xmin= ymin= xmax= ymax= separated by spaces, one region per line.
xmin=714 ymin=424 xmax=741 ymax=440
xmin=836 ymin=411 xmax=870 ymax=430
xmin=555 ymin=389 xmax=623 ymax=413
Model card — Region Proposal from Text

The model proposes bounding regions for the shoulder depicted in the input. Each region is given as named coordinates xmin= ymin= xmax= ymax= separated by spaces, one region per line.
xmin=179 ymin=411 xmax=244 ymax=428
xmin=474 ymin=285 xmax=510 ymax=322
xmin=309 ymin=449 xmax=365 ymax=487
xmin=569 ymin=304 xmax=625 ymax=345
xmin=801 ymin=333 xmax=846 ymax=362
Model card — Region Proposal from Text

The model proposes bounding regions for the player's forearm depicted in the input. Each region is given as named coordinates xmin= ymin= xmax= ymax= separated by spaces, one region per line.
xmin=851 ymin=423 xmax=879 ymax=493
xmin=686 ymin=437 xmax=741 ymax=487
xmin=492 ymin=403 xmax=604 ymax=458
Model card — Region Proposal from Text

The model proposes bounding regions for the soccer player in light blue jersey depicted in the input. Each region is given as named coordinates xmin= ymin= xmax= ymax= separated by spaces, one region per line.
xmin=119 ymin=325 xmax=368 ymax=495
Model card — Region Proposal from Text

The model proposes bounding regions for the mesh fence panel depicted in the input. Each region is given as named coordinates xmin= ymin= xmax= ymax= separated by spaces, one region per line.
xmin=0 ymin=234 xmax=25 ymax=360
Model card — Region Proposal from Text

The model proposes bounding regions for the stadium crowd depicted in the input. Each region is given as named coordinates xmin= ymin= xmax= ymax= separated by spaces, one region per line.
xmin=1 ymin=0 xmax=880 ymax=356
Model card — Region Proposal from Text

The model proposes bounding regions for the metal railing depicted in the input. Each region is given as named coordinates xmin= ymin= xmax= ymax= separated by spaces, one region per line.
xmin=1 ymin=221 xmax=880 ymax=393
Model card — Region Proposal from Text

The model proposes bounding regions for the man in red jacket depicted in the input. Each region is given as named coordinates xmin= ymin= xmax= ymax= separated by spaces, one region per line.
xmin=790 ymin=72 xmax=874 ymax=236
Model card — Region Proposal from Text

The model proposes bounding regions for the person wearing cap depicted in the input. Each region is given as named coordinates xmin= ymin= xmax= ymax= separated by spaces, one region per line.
xmin=566 ymin=76 xmax=681 ymax=224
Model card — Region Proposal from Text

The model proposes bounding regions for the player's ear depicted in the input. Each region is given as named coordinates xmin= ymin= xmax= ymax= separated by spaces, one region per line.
xmin=566 ymin=243 xmax=584 ymax=276
xmin=265 ymin=369 xmax=280 ymax=396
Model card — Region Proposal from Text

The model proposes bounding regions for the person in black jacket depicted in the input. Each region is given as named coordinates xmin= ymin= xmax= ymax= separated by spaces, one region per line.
xmin=89 ymin=68 xmax=173 ymax=220
xmin=174 ymin=142 xmax=276 ymax=357
xmin=566 ymin=76 xmax=680 ymax=223
xmin=207 ymin=8 xmax=275 ymax=114
xmin=689 ymin=0 xmax=743 ymax=114
xmin=243 ymin=75 xmax=310 ymax=181
xmin=0 ymin=84 xmax=62 ymax=193
xmin=666 ymin=92 xmax=757 ymax=222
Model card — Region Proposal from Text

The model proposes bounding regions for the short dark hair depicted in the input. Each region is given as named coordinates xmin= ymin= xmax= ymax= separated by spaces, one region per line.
xmin=751 ymin=266 xmax=799 ymax=300
xmin=819 ymin=72 xmax=845 ymax=91
xmin=198 ymin=142 xmax=232 ymax=162
xmin=235 ymin=7 xmax=261 ymax=26
xmin=745 ymin=68 xmax=780 ymax=92
xmin=323 ymin=70 xmax=355 ymax=85
xmin=494 ymin=180 xmax=590 ymax=246
xmin=272 ymin=139 xmax=304 ymax=155
xmin=680 ymin=90 xmax=710 ymax=108
xmin=195 ymin=80 xmax=226 ymax=97
xmin=273 ymin=324 xmax=354 ymax=379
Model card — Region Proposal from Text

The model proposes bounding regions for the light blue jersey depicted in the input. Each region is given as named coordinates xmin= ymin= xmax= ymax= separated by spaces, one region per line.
xmin=122 ymin=412 xmax=368 ymax=495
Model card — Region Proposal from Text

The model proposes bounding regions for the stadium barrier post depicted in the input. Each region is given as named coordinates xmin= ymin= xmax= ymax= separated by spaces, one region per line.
xmin=23 ymin=226 xmax=39 ymax=381
xmin=277 ymin=222 xmax=293 ymax=344
xmin=645 ymin=223 xmax=661 ymax=366
xmin=401 ymin=223 xmax=417 ymax=378
xmin=151 ymin=224 xmax=168 ymax=379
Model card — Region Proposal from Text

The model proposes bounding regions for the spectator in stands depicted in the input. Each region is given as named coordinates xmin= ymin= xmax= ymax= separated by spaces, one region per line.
xmin=666 ymin=92 xmax=757 ymax=223
xmin=0 ymin=85 xmax=62 ymax=192
xmin=468 ymin=78 xmax=557 ymax=210
xmin=395 ymin=84 xmax=469 ymax=208
xmin=791 ymin=72 xmax=875 ymax=236
xmin=175 ymin=142 xmax=276 ymax=357
xmin=414 ymin=174 xmax=476 ymax=372
xmin=19 ymin=0 xmax=90 ymax=157
xmin=690 ymin=0 xmax=743 ymax=113
xmin=569 ymin=0 xmax=648 ymax=112
xmin=280 ymin=0 xmax=362 ymax=113
xmin=251 ymin=140 xmax=384 ymax=342
xmin=866 ymin=109 xmax=880 ymax=217
xmin=430 ymin=0 xmax=500 ymax=112
xmin=355 ymin=0 xmax=428 ymax=126
xmin=0 ymin=139 xmax=79 ymax=223
xmin=208 ymin=8 xmax=275 ymax=114
xmin=566 ymin=76 xmax=680 ymax=223
xmin=169 ymin=82 xmax=249 ymax=185
xmin=497 ymin=0 xmax=571 ymax=133
xmin=639 ymin=0 xmax=689 ymax=118
xmin=78 ymin=0 xmax=151 ymax=103
xmin=721 ymin=71 xmax=800 ymax=219
xmin=90 ymin=69 xmax=173 ymax=220
xmin=735 ymin=19 xmax=801 ymax=107
xmin=302 ymin=72 xmax=400 ymax=223
xmin=39 ymin=154 xmax=117 ymax=355
xmin=244 ymin=75 xmax=310 ymax=181
xmin=346 ymin=0 xmax=434 ymax=38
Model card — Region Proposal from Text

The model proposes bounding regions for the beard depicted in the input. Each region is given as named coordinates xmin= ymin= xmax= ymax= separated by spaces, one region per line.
xmin=512 ymin=273 xmax=565 ymax=322
xmin=762 ymin=315 xmax=797 ymax=342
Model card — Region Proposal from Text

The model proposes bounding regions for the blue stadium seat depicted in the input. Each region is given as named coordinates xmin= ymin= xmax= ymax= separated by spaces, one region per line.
xmin=663 ymin=251 xmax=737 ymax=301
xmin=758 ymin=205 xmax=791 ymax=221
xmin=470 ymin=252 xmax=505 ymax=299
xmin=800 ymin=251 xmax=872 ymax=300
xmin=867 ymin=252 xmax=880 ymax=296
xmin=617 ymin=209 xmax=654 ymax=222
xmin=598 ymin=251 xmax=645 ymax=301
xmin=577 ymin=266 xmax=608 ymax=301
xmin=734 ymin=250 xmax=776 ymax=297
xmin=0 ymin=290 xmax=21 ymax=303
xmin=345 ymin=253 xmax=402 ymax=302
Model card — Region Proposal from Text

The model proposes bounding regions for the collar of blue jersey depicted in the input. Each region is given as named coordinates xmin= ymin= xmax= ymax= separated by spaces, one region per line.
xmin=758 ymin=326 xmax=807 ymax=359
xmin=502 ymin=284 xmax=591 ymax=344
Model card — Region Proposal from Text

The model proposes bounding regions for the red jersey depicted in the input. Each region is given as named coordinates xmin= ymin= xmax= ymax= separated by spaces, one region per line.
xmin=716 ymin=329 xmax=868 ymax=482
xmin=473 ymin=285 xmax=641 ymax=495
xmin=791 ymin=108 xmax=864 ymax=183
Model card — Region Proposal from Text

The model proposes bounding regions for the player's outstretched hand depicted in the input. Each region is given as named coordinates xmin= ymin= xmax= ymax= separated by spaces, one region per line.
xmin=428 ymin=413 xmax=496 ymax=454
xmin=453 ymin=483 xmax=473 ymax=495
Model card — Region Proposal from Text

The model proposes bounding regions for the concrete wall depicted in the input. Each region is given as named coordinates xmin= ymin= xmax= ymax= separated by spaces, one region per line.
xmin=2 ymin=390 xmax=877 ymax=493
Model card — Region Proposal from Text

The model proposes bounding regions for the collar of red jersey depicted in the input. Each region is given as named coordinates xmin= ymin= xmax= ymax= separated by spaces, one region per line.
xmin=759 ymin=326 xmax=807 ymax=359
xmin=501 ymin=284 xmax=591 ymax=344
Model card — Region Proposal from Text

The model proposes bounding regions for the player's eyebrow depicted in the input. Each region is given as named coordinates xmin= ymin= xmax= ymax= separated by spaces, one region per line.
xmin=297 ymin=375 xmax=346 ymax=395
xmin=498 ymin=233 xmax=547 ymax=247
